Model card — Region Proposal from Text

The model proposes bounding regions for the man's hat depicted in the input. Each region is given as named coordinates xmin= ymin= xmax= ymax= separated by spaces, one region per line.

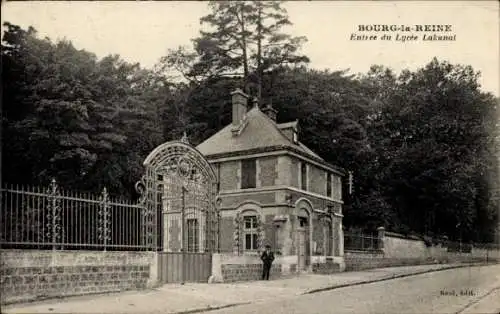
xmin=265 ymin=244 xmax=271 ymax=248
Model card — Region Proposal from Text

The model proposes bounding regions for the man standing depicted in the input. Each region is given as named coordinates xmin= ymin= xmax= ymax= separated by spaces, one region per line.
xmin=261 ymin=245 xmax=274 ymax=280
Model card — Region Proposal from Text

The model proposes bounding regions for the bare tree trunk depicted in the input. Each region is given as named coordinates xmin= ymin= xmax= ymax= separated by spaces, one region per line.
xmin=256 ymin=2 xmax=263 ymax=104
xmin=239 ymin=3 xmax=249 ymax=94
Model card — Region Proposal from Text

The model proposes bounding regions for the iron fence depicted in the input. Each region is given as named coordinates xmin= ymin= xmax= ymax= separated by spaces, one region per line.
xmin=0 ymin=180 xmax=155 ymax=251
xmin=344 ymin=232 xmax=380 ymax=251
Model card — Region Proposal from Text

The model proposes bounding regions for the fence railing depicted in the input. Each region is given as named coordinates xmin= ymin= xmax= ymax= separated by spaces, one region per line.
xmin=0 ymin=180 xmax=156 ymax=251
xmin=344 ymin=232 xmax=380 ymax=251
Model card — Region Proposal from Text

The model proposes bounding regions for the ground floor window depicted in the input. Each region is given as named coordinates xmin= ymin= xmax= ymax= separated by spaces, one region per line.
xmin=243 ymin=215 xmax=259 ymax=251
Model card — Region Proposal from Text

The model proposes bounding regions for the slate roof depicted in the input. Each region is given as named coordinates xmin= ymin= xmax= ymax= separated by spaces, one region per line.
xmin=196 ymin=106 xmax=345 ymax=175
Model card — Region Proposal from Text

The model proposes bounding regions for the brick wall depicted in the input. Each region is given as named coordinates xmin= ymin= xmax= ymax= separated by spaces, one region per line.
xmin=219 ymin=192 xmax=276 ymax=209
xmin=286 ymin=191 xmax=340 ymax=214
xmin=211 ymin=253 xmax=283 ymax=283
xmin=1 ymin=250 xmax=157 ymax=305
xmin=258 ymin=157 xmax=278 ymax=187
xmin=312 ymin=217 xmax=323 ymax=255
xmin=263 ymin=214 xmax=276 ymax=247
xmin=222 ymin=263 xmax=281 ymax=282
xmin=290 ymin=157 xmax=300 ymax=188
xmin=219 ymin=216 xmax=234 ymax=252
xmin=332 ymin=175 xmax=342 ymax=200
xmin=308 ymin=165 xmax=326 ymax=195
xmin=219 ymin=161 xmax=240 ymax=191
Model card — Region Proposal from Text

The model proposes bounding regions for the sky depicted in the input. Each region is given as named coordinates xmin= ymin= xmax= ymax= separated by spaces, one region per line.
xmin=2 ymin=1 xmax=499 ymax=96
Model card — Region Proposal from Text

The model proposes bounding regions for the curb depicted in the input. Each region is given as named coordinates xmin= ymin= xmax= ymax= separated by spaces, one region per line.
xmin=304 ymin=263 xmax=489 ymax=295
xmin=168 ymin=263 xmax=490 ymax=314
xmin=171 ymin=302 xmax=252 ymax=314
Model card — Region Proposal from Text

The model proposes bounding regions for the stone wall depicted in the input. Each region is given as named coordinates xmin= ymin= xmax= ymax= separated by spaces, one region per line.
xmin=344 ymin=230 xmax=500 ymax=271
xmin=222 ymin=263 xmax=281 ymax=282
xmin=1 ymin=250 xmax=158 ymax=305
xmin=344 ymin=250 xmax=430 ymax=271
xmin=383 ymin=232 xmax=428 ymax=258
xmin=310 ymin=256 xmax=343 ymax=274
xmin=210 ymin=253 xmax=283 ymax=283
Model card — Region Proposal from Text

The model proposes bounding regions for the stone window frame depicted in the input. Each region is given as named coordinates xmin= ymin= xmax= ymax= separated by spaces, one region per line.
xmin=235 ymin=203 xmax=263 ymax=254
xmin=243 ymin=215 xmax=259 ymax=251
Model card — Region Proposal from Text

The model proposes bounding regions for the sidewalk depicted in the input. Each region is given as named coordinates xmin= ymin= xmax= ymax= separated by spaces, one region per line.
xmin=2 ymin=263 xmax=484 ymax=314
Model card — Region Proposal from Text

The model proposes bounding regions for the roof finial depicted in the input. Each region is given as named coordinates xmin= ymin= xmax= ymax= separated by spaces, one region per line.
xmin=181 ymin=131 xmax=189 ymax=143
xmin=253 ymin=97 xmax=259 ymax=109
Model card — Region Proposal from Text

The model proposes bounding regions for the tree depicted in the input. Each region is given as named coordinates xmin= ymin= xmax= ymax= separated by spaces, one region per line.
xmin=2 ymin=23 xmax=167 ymax=195
xmin=364 ymin=59 xmax=499 ymax=241
xmin=169 ymin=1 xmax=308 ymax=99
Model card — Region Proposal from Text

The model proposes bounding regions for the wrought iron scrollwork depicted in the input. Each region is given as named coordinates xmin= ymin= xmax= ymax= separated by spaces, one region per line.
xmin=98 ymin=187 xmax=111 ymax=249
xmin=46 ymin=179 xmax=61 ymax=249
xmin=140 ymin=141 xmax=219 ymax=253
xmin=135 ymin=175 xmax=147 ymax=205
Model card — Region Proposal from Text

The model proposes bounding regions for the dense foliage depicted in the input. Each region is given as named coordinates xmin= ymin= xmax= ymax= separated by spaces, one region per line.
xmin=2 ymin=2 xmax=498 ymax=243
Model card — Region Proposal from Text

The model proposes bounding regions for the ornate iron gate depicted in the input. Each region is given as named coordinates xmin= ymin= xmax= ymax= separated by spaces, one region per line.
xmin=136 ymin=140 xmax=219 ymax=283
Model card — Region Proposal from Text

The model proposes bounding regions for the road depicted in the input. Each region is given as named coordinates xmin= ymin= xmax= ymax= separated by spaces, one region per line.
xmin=208 ymin=265 xmax=500 ymax=314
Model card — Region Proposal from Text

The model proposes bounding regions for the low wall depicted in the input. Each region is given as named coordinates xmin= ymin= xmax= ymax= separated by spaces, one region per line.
xmin=310 ymin=255 xmax=344 ymax=274
xmin=383 ymin=232 xmax=428 ymax=258
xmin=345 ymin=232 xmax=500 ymax=271
xmin=0 ymin=250 xmax=158 ymax=305
xmin=210 ymin=253 xmax=345 ymax=282
xmin=210 ymin=253 xmax=283 ymax=283
xmin=344 ymin=250 xmax=436 ymax=271
xmin=383 ymin=232 xmax=500 ymax=263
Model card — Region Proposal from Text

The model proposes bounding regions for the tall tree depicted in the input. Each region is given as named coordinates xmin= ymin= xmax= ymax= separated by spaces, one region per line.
xmin=171 ymin=1 xmax=308 ymax=99
xmin=1 ymin=23 xmax=167 ymax=195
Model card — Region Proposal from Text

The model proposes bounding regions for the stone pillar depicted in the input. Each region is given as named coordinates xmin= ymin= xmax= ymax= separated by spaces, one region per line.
xmin=377 ymin=226 xmax=385 ymax=251
xmin=338 ymin=221 xmax=344 ymax=257
xmin=282 ymin=215 xmax=293 ymax=255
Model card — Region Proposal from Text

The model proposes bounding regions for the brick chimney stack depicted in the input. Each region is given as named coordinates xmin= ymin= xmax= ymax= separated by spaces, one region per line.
xmin=231 ymin=88 xmax=248 ymax=126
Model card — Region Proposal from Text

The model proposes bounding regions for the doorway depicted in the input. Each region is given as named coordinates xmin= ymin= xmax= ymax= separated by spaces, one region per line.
xmin=297 ymin=215 xmax=310 ymax=271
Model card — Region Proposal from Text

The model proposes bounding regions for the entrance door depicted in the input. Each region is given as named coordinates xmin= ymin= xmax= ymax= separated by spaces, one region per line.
xmin=297 ymin=229 xmax=306 ymax=271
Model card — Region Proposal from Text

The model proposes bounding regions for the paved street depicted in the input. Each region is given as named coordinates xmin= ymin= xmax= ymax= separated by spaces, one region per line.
xmin=210 ymin=264 xmax=500 ymax=314
xmin=3 ymin=264 xmax=499 ymax=314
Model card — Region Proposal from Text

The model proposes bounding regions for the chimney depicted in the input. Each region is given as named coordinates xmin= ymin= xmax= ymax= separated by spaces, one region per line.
xmin=231 ymin=88 xmax=248 ymax=126
xmin=262 ymin=103 xmax=278 ymax=122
